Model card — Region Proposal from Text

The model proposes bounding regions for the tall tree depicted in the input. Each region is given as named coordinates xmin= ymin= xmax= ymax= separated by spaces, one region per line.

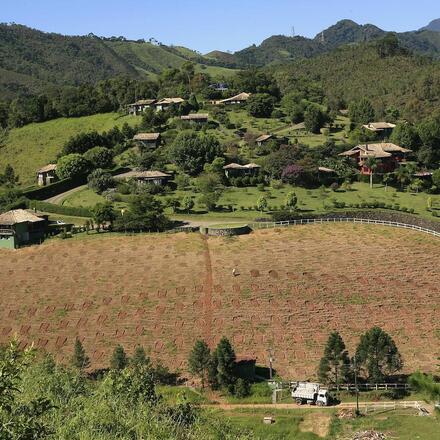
xmin=71 ymin=337 xmax=90 ymax=371
xmin=130 ymin=346 xmax=151 ymax=370
xmin=213 ymin=337 xmax=236 ymax=389
xmin=355 ymin=327 xmax=403 ymax=383
xmin=364 ymin=157 xmax=378 ymax=189
xmin=318 ymin=331 xmax=351 ymax=390
xmin=110 ymin=345 xmax=128 ymax=371
xmin=188 ymin=340 xmax=211 ymax=388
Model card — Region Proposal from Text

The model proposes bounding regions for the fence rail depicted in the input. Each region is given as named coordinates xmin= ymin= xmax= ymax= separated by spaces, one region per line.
xmin=250 ymin=217 xmax=440 ymax=238
xmin=270 ymin=381 xmax=411 ymax=392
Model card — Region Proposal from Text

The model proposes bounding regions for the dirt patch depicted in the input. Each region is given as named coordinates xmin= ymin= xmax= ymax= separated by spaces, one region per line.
xmin=299 ymin=412 xmax=332 ymax=438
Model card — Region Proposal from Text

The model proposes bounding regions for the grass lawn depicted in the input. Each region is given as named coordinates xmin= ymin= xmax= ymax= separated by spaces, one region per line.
xmin=156 ymin=385 xmax=211 ymax=405
xmin=62 ymin=181 xmax=440 ymax=224
xmin=0 ymin=113 xmax=141 ymax=186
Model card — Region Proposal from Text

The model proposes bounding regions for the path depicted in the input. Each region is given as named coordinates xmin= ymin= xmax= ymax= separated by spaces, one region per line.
xmin=202 ymin=400 xmax=430 ymax=411
xmin=200 ymin=236 xmax=214 ymax=346
xmin=44 ymin=170 xmax=134 ymax=205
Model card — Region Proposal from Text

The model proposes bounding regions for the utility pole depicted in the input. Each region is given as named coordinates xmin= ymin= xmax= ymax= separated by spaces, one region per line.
xmin=353 ymin=355 xmax=360 ymax=416
xmin=268 ymin=348 xmax=274 ymax=380
xmin=291 ymin=26 xmax=295 ymax=38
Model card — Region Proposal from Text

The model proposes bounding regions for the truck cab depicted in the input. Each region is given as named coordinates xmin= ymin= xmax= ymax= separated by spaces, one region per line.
xmin=316 ymin=389 xmax=329 ymax=406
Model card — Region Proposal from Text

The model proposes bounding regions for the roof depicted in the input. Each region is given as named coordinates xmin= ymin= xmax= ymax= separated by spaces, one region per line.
xmin=122 ymin=170 xmax=171 ymax=179
xmin=339 ymin=143 xmax=412 ymax=159
xmin=156 ymin=97 xmax=185 ymax=105
xmin=223 ymin=163 xmax=261 ymax=170
xmin=235 ymin=356 xmax=257 ymax=364
xmin=220 ymin=92 xmax=251 ymax=103
xmin=256 ymin=134 xmax=273 ymax=143
xmin=181 ymin=114 xmax=209 ymax=120
xmin=37 ymin=164 xmax=57 ymax=173
xmin=362 ymin=122 xmax=396 ymax=132
xmin=318 ymin=166 xmax=336 ymax=173
xmin=129 ymin=99 xmax=157 ymax=106
xmin=133 ymin=133 xmax=161 ymax=141
xmin=0 ymin=209 xmax=45 ymax=226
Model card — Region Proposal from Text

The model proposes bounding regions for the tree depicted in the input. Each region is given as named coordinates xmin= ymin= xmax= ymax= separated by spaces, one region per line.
xmin=114 ymin=193 xmax=169 ymax=232
xmin=71 ymin=337 xmax=90 ymax=370
xmin=0 ymin=339 xmax=52 ymax=439
xmin=318 ymin=332 xmax=351 ymax=390
xmin=62 ymin=131 xmax=105 ymax=155
xmin=0 ymin=164 xmax=19 ymax=186
xmin=257 ymin=196 xmax=268 ymax=212
xmin=83 ymin=146 xmax=113 ymax=169
xmin=349 ymin=98 xmax=375 ymax=125
xmin=285 ymin=191 xmax=298 ymax=211
xmin=188 ymin=340 xmax=211 ymax=388
xmin=432 ymin=168 xmax=440 ymax=188
xmin=212 ymin=337 xmax=236 ymax=390
xmin=304 ymin=105 xmax=327 ymax=134
xmin=130 ymin=346 xmax=151 ymax=370
xmin=382 ymin=173 xmax=392 ymax=192
xmin=395 ymin=163 xmax=416 ymax=190
xmin=409 ymin=178 xmax=424 ymax=193
xmin=390 ymin=123 xmax=420 ymax=150
xmin=169 ymin=131 xmax=223 ymax=176
xmin=188 ymin=93 xmax=199 ymax=111
xmin=87 ymin=169 xmax=115 ymax=194
xmin=247 ymin=93 xmax=274 ymax=118
xmin=182 ymin=196 xmax=195 ymax=214
xmin=57 ymin=154 xmax=90 ymax=179
xmin=110 ymin=345 xmax=128 ymax=370
xmin=355 ymin=327 xmax=403 ymax=383
xmin=93 ymin=202 xmax=116 ymax=230
xmin=364 ymin=157 xmax=378 ymax=189
xmin=409 ymin=372 xmax=440 ymax=402
xmin=234 ymin=378 xmax=251 ymax=398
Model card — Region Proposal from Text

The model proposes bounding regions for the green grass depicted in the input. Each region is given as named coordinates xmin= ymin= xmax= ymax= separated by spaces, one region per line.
xmin=0 ymin=113 xmax=141 ymax=186
xmin=62 ymin=187 xmax=105 ymax=208
xmin=156 ymin=385 xmax=210 ymax=404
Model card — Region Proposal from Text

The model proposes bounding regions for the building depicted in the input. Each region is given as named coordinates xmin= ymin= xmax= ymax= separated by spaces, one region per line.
xmin=223 ymin=163 xmax=261 ymax=178
xmin=132 ymin=133 xmax=161 ymax=149
xmin=208 ymin=82 xmax=229 ymax=91
xmin=127 ymin=99 xmax=157 ymax=116
xmin=255 ymin=134 xmax=274 ymax=147
xmin=0 ymin=209 xmax=48 ymax=249
xmin=180 ymin=113 xmax=209 ymax=123
xmin=120 ymin=170 xmax=172 ymax=185
xmin=234 ymin=356 xmax=256 ymax=381
xmin=339 ymin=143 xmax=412 ymax=175
xmin=362 ymin=122 xmax=396 ymax=137
xmin=212 ymin=92 xmax=251 ymax=105
xmin=155 ymin=97 xmax=185 ymax=111
xmin=37 ymin=164 xmax=58 ymax=186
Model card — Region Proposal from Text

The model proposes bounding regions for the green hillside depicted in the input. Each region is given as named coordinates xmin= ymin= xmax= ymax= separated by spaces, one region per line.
xmin=0 ymin=113 xmax=140 ymax=186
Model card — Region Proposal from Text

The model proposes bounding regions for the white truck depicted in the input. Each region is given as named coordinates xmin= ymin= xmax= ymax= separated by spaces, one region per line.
xmin=291 ymin=382 xmax=329 ymax=406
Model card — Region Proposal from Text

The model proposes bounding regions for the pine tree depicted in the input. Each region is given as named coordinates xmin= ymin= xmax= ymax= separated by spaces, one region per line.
xmin=71 ymin=337 xmax=90 ymax=370
xmin=110 ymin=345 xmax=128 ymax=370
xmin=318 ymin=331 xmax=350 ymax=390
xmin=234 ymin=378 xmax=251 ymax=398
xmin=188 ymin=339 xmax=211 ymax=388
xmin=214 ymin=337 xmax=236 ymax=389
xmin=356 ymin=327 xmax=403 ymax=383
xmin=130 ymin=346 xmax=151 ymax=370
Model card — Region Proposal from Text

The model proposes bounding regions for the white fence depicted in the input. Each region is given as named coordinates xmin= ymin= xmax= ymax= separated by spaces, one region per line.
xmin=250 ymin=217 xmax=440 ymax=239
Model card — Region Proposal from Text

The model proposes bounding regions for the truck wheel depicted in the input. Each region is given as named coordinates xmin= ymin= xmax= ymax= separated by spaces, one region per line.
xmin=296 ymin=398 xmax=303 ymax=405
xmin=317 ymin=401 xmax=324 ymax=407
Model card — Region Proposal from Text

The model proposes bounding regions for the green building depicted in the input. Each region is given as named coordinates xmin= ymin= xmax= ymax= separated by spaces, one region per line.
xmin=0 ymin=209 xmax=48 ymax=249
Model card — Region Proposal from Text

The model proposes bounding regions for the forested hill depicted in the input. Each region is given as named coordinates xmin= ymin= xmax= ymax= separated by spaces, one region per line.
xmin=271 ymin=42 xmax=440 ymax=121
xmin=209 ymin=19 xmax=440 ymax=67
xmin=0 ymin=24 xmax=235 ymax=100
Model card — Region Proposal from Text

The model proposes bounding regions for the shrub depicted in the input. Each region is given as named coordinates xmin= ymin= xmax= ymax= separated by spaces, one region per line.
xmin=87 ymin=169 xmax=115 ymax=194
xmin=84 ymin=146 xmax=113 ymax=169
xmin=57 ymin=154 xmax=91 ymax=180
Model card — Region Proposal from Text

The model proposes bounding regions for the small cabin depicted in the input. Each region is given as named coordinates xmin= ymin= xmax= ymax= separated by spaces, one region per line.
xmin=127 ymin=99 xmax=157 ymax=116
xmin=223 ymin=163 xmax=261 ymax=178
xmin=0 ymin=209 xmax=48 ymax=249
xmin=37 ymin=164 xmax=58 ymax=186
xmin=256 ymin=134 xmax=274 ymax=147
xmin=180 ymin=114 xmax=209 ymax=123
xmin=362 ymin=122 xmax=396 ymax=138
xmin=155 ymin=98 xmax=185 ymax=111
xmin=133 ymin=133 xmax=161 ymax=149
xmin=212 ymin=92 xmax=251 ymax=106
xmin=121 ymin=170 xmax=172 ymax=186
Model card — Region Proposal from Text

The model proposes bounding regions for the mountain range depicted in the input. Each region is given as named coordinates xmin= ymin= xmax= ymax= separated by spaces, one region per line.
xmin=0 ymin=19 xmax=440 ymax=100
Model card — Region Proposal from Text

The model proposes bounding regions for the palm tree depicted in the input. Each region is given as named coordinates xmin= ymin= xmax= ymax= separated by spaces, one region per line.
xmin=364 ymin=157 xmax=378 ymax=189
xmin=382 ymin=173 xmax=392 ymax=192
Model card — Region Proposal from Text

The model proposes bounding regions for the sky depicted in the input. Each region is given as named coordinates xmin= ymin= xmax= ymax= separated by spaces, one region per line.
xmin=1 ymin=0 xmax=439 ymax=53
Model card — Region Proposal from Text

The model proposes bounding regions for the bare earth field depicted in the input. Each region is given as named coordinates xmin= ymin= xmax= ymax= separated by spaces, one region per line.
xmin=0 ymin=224 xmax=439 ymax=377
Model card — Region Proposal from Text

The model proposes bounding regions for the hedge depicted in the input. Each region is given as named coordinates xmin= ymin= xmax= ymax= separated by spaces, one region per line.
xmin=23 ymin=167 xmax=130 ymax=201
xmin=28 ymin=200 xmax=92 ymax=218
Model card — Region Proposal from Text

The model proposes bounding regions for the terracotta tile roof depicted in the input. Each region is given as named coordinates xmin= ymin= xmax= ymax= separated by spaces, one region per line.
xmin=223 ymin=163 xmax=261 ymax=170
xmin=37 ymin=164 xmax=57 ymax=173
xmin=339 ymin=143 xmax=411 ymax=159
xmin=129 ymin=99 xmax=157 ymax=106
xmin=180 ymin=114 xmax=209 ymax=120
xmin=362 ymin=122 xmax=396 ymax=131
xmin=219 ymin=92 xmax=251 ymax=103
xmin=256 ymin=134 xmax=273 ymax=143
xmin=122 ymin=170 xmax=171 ymax=179
xmin=156 ymin=97 xmax=185 ymax=105
xmin=0 ymin=209 xmax=45 ymax=226
xmin=133 ymin=133 xmax=161 ymax=141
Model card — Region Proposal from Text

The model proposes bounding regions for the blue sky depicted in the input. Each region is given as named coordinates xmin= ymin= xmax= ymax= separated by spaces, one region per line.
xmin=1 ymin=0 xmax=439 ymax=53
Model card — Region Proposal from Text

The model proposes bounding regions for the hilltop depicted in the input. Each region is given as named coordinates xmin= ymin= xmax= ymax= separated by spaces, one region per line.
xmin=209 ymin=19 xmax=440 ymax=67
xmin=421 ymin=18 xmax=440 ymax=32
xmin=0 ymin=24 xmax=236 ymax=99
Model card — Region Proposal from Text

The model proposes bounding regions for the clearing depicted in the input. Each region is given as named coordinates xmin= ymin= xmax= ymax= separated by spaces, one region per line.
xmin=0 ymin=224 xmax=439 ymax=376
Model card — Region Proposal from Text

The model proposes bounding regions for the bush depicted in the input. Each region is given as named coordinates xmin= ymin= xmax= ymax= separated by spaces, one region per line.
xmin=87 ymin=169 xmax=115 ymax=194
xmin=84 ymin=146 xmax=114 ymax=169
xmin=57 ymin=154 xmax=91 ymax=180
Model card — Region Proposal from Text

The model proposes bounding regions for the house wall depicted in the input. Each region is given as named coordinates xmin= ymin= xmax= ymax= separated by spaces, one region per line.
xmin=0 ymin=234 xmax=16 ymax=249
